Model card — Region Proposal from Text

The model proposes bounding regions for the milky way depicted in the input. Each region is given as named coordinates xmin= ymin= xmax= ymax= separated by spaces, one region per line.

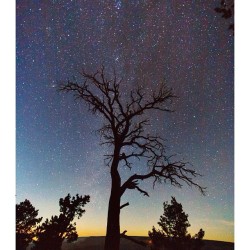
xmin=16 ymin=0 xmax=234 ymax=242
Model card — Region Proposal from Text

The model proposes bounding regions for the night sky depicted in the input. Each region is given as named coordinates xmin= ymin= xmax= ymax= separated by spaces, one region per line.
xmin=16 ymin=0 xmax=234 ymax=242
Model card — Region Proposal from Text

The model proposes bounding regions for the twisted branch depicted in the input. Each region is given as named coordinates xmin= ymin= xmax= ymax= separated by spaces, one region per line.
xmin=59 ymin=66 xmax=206 ymax=203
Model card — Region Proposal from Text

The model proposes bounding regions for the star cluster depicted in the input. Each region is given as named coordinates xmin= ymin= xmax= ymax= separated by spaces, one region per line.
xmin=16 ymin=0 xmax=234 ymax=242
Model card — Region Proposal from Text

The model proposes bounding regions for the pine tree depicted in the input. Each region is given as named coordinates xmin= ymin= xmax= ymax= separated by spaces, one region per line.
xmin=16 ymin=199 xmax=42 ymax=250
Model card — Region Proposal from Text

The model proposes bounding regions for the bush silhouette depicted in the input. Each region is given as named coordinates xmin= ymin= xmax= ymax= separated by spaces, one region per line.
xmin=192 ymin=229 xmax=205 ymax=250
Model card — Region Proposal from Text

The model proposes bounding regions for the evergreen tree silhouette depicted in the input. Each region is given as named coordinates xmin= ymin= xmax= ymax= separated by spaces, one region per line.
xmin=149 ymin=197 xmax=205 ymax=250
xmin=32 ymin=194 xmax=90 ymax=250
xmin=16 ymin=199 xmax=42 ymax=250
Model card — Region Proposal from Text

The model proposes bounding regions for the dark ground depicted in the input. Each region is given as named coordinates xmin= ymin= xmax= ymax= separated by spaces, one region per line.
xmin=61 ymin=237 xmax=234 ymax=250
xmin=28 ymin=237 xmax=234 ymax=250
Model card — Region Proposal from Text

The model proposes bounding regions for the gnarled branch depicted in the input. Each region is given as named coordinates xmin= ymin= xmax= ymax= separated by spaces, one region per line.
xmin=120 ymin=230 xmax=147 ymax=247
xmin=120 ymin=202 xmax=129 ymax=210
xmin=60 ymin=66 xmax=206 ymax=201
xmin=121 ymin=158 xmax=206 ymax=196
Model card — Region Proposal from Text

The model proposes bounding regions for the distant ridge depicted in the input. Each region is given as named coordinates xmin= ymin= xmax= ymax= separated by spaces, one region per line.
xmin=28 ymin=236 xmax=234 ymax=250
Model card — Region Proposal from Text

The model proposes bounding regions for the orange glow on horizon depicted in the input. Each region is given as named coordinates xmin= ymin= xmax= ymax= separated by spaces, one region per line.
xmin=77 ymin=228 xmax=234 ymax=243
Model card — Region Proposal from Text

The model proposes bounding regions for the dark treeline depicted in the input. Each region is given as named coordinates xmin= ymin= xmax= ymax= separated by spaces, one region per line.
xmin=16 ymin=195 xmax=205 ymax=250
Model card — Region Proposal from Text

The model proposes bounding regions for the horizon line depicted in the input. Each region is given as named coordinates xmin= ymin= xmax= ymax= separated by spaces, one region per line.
xmin=77 ymin=236 xmax=234 ymax=243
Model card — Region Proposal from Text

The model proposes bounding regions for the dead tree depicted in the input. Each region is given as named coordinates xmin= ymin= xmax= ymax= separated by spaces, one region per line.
xmin=59 ymin=66 xmax=206 ymax=250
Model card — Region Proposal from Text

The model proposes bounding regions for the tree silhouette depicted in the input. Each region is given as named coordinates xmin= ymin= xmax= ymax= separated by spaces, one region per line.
xmin=16 ymin=199 xmax=42 ymax=250
xmin=215 ymin=0 xmax=234 ymax=32
xmin=59 ymin=66 xmax=206 ymax=250
xmin=32 ymin=194 xmax=90 ymax=250
xmin=158 ymin=197 xmax=190 ymax=239
xmin=192 ymin=229 xmax=205 ymax=250
xmin=148 ymin=227 xmax=166 ymax=249
xmin=148 ymin=197 xmax=205 ymax=250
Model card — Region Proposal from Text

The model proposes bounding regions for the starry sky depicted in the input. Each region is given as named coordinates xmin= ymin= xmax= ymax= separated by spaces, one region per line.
xmin=16 ymin=0 xmax=234 ymax=243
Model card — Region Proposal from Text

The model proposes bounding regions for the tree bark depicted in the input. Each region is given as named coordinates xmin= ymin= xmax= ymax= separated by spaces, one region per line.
xmin=104 ymin=154 xmax=121 ymax=250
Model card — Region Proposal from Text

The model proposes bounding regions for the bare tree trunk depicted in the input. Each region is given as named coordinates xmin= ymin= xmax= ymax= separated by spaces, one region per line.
xmin=104 ymin=155 xmax=121 ymax=250
xmin=104 ymin=185 xmax=121 ymax=250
